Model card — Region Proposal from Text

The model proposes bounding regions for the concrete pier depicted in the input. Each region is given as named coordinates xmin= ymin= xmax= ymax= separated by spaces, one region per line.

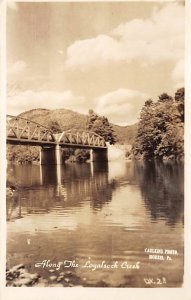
xmin=90 ymin=148 xmax=108 ymax=163
xmin=40 ymin=145 xmax=62 ymax=165
xmin=40 ymin=146 xmax=108 ymax=165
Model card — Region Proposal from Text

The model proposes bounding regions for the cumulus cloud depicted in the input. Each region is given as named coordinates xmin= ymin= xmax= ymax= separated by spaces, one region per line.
xmin=96 ymin=89 xmax=149 ymax=125
xmin=8 ymin=90 xmax=86 ymax=116
xmin=65 ymin=3 xmax=184 ymax=71
xmin=172 ymin=59 xmax=184 ymax=88
xmin=8 ymin=61 xmax=27 ymax=75
xmin=65 ymin=35 xmax=126 ymax=70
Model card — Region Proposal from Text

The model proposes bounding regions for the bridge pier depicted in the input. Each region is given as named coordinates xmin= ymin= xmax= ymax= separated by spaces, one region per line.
xmin=90 ymin=148 xmax=108 ymax=163
xmin=40 ymin=145 xmax=63 ymax=165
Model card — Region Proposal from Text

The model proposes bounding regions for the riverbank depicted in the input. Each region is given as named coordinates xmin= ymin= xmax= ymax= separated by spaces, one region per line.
xmin=6 ymin=264 xmax=110 ymax=287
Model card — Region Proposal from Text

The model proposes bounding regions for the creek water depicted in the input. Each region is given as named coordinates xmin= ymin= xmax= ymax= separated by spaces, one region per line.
xmin=6 ymin=160 xmax=184 ymax=287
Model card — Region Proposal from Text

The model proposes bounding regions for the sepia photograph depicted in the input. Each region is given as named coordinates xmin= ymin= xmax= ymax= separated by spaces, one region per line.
xmin=4 ymin=0 xmax=186 ymax=292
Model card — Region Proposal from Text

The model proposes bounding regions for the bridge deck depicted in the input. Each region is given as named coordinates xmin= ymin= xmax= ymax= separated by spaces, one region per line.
xmin=7 ymin=138 xmax=107 ymax=149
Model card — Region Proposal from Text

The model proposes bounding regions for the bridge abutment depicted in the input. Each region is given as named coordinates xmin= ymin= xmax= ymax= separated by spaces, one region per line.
xmin=40 ymin=145 xmax=63 ymax=165
xmin=90 ymin=148 xmax=108 ymax=163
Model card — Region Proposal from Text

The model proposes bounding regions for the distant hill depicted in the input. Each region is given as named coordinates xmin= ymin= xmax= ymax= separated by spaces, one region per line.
xmin=18 ymin=108 xmax=137 ymax=145
xmin=112 ymin=123 xmax=137 ymax=145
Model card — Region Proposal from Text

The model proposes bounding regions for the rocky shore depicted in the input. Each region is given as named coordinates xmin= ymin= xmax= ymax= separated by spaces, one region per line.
xmin=6 ymin=264 xmax=40 ymax=287
xmin=6 ymin=264 xmax=109 ymax=287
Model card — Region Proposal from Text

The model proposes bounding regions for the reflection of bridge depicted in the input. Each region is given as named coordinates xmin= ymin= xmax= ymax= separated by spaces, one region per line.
xmin=6 ymin=115 xmax=108 ymax=164
xmin=6 ymin=163 xmax=112 ymax=220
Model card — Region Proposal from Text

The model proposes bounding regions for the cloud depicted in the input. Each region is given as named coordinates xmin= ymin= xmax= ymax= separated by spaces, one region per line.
xmin=65 ymin=3 xmax=184 ymax=71
xmin=8 ymin=88 xmax=148 ymax=125
xmin=171 ymin=59 xmax=184 ymax=88
xmin=8 ymin=90 xmax=86 ymax=116
xmin=96 ymin=89 xmax=149 ymax=125
xmin=65 ymin=35 xmax=125 ymax=70
xmin=8 ymin=61 xmax=27 ymax=75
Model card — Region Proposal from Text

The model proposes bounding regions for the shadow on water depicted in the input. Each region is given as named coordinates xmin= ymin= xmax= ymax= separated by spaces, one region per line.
xmin=133 ymin=160 xmax=184 ymax=227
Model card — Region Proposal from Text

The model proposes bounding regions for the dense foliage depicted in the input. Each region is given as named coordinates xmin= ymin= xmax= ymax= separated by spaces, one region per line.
xmin=7 ymin=145 xmax=40 ymax=164
xmin=86 ymin=110 xmax=117 ymax=145
xmin=133 ymin=88 xmax=184 ymax=160
xmin=61 ymin=148 xmax=90 ymax=163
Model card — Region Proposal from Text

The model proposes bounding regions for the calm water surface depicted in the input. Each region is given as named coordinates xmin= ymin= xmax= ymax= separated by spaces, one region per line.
xmin=7 ymin=160 xmax=184 ymax=287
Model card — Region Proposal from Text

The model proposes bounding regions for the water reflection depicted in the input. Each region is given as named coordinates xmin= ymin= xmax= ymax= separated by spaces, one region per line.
xmin=7 ymin=162 xmax=113 ymax=220
xmin=6 ymin=160 xmax=184 ymax=287
xmin=7 ymin=161 xmax=184 ymax=228
xmin=133 ymin=161 xmax=184 ymax=226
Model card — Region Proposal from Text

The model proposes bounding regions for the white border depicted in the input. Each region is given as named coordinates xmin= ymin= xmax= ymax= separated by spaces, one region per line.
xmin=184 ymin=0 xmax=191 ymax=294
xmin=0 ymin=0 xmax=7 ymax=298
xmin=1 ymin=0 xmax=191 ymax=299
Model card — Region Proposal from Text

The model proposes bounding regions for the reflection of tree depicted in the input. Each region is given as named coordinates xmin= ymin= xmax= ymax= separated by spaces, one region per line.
xmin=6 ymin=193 xmax=20 ymax=221
xmin=134 ymin=161 xmax=184 ymax=226
xmin=89 ymin=173 xmax=112 ymax=210
xmin=7 ymin=164 xmax=42 ymax=187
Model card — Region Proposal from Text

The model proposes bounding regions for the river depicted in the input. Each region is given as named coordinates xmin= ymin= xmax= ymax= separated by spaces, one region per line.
xmin=6 ymin=160 xmax=184 ymax=287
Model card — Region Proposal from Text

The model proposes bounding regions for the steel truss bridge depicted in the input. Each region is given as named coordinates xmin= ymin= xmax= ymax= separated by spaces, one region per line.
xmin=6 ymin=115 xmax=107 ymax=149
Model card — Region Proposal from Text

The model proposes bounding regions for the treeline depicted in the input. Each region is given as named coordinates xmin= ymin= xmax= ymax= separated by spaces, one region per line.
xmin=6 ymin=146 xmax=90 ymax=164
xmin=132 ymin=88 xmax=184 ymax=160
xmin=7 ymin=145 xmax=40 ymax=164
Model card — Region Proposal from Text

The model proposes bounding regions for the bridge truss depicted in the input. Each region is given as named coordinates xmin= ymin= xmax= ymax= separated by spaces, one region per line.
xmin=6 ymin=115 xmax=107 ymax=149
xmin=58 ymin=130 xmax=106 ymax=149
xmin=7 ymin=115 xmax=56 ymax=146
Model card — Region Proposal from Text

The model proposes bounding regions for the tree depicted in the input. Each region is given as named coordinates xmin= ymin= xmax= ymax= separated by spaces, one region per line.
xmin=86 ymin=110 xmax=117 ymax=145
xmin=132 ymin=99 xmax=156 ymax=159
xmin=133 ymin=89 xmax=184 ymax=160
xmin=158 ymin=93 xmax=173 ymax=103
xmin=74 ymin=149 xmax=90 ymax=163
xmin=7 ymin=145 xmax=39 ymax=164
xmin=175 ymin=88 xmax=184 ymax=122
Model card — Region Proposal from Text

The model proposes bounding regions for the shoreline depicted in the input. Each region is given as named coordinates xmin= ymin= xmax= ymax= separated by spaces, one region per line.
xmin=6 ymin=263 xmax=110 ymax=287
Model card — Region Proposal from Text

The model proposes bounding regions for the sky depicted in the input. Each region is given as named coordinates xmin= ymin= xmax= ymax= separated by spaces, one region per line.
xmin=7 ymin=1 xmax=185 ymax=125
